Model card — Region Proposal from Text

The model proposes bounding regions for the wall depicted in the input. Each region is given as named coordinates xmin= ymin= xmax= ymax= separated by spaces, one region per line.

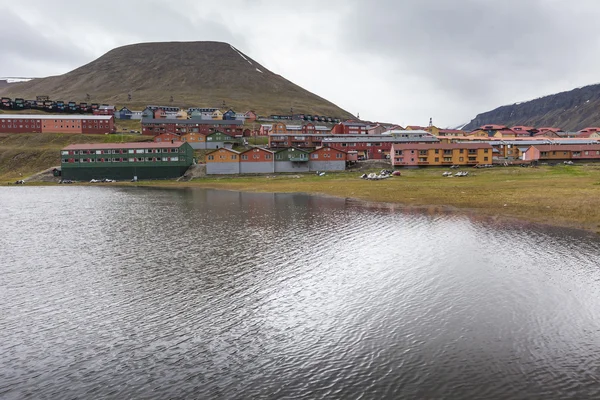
xmin=240 ymin=162 xmax=274 ymax=174
xmin=274 ymin=161 xmax=310 ymax=173
xmin=309 ymin=160 xmax=345 ymax=171
xmin=206 ymin=162 xmax=240 ymax=174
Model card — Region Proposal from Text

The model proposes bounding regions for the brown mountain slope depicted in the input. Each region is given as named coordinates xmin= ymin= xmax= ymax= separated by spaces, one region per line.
xmin=463 ymin=84 xmax=600 ymax=131
xmin=0 ymin=41 xmax=354 ymax=118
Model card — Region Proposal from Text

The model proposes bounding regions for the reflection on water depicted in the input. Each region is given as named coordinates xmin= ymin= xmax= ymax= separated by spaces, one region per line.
xmin=1 ymin=186 xmax=600 ymax=399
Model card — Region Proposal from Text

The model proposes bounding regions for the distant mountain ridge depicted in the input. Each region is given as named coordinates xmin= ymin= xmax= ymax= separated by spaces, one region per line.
xmin=0 ymin=41 xmax=354 ymax=119
xmin=463 ymin=84 xmax=600 ymax=131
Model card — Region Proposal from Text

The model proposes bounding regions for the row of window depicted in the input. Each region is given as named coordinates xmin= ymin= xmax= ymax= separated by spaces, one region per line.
xmin=395 ymin=149 xmax=487 ymax=155
xmin=62 ymin=149 xmax=182 ymax=155
xmin=63 ymin=157 xmax=182 ymax=163
xmin=395 ymin=157 xmax=486 ymax=163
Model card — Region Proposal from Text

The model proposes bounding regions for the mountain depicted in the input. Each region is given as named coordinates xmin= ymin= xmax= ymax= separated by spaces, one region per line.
xmin=0 ymin=41 xmax=354 ymax=118
xmin=463 ymin=84 xmax=600 ymax=131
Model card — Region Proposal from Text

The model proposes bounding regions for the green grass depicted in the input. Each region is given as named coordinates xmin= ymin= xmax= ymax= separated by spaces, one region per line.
xmin=135 ymin=165 xmax=600 ymax=232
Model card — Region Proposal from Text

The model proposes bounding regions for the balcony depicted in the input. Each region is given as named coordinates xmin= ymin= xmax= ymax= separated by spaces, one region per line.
xmin=289 ymin=157 xmax=308 ymax=162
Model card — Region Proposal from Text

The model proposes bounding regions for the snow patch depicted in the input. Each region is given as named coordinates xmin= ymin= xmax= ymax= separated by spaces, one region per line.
xmin=230 ymin=45 xmax=252 ymax=65
xmin=0 ymin=77 xmax=33 ymax=83
xmin=255 ymin=68 xmax=263 ymax=74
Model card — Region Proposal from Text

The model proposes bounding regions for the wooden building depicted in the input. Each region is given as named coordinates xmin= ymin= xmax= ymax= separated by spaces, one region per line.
xmin=60 ymin=141 xmax=194 ymax=180
xmin=0 ymin=115 xmax=115 ymax=134
xmin=390 ymin=143 xmax=493 ymax=167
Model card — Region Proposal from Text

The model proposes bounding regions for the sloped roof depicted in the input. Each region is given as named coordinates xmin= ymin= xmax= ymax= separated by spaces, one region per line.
xmin=63 ymin=142 xmax=184 ymax=150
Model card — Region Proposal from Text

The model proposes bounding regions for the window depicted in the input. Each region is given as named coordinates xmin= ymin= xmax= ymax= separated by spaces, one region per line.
xmin=312 ymin=153 xmax=318 ymax=159
xmin=484 ymin=157 xmax=489 ymax=161
xmin=266 ymin=154 xmax=272 ymax=160
xmin=336 ymin=153 xmax=343 ymax=159
xmin=241 ymin=155 xmax=248 ymax=160
xmin=208 ymin=155 xmax=214 ymax=160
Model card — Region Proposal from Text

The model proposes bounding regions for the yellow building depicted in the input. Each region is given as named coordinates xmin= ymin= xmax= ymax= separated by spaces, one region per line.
xmin=176 ymin=110 xmax=188 ymax=119
xmin=212 ymin=110 xmax=223 ymax=120
xmin=390 ymin=143 xmax=493 ymax=166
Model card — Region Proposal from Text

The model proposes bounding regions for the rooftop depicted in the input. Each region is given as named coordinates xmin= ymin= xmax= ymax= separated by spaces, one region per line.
xmin=142 ymin=118 xmax=243 ymax=125
xmin=63 ymin=142 xmax=185 ymax=150
xmin=0 ymin=114 xmax=113 ymax=120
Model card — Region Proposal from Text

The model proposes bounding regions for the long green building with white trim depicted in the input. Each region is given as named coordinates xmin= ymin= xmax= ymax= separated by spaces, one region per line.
xmin=60 ymin=142 xmax=194 ymax=180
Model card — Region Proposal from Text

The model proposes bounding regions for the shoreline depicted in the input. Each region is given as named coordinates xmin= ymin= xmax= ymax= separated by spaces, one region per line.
xmin=4 ymin=166 xmax=600 ymax=234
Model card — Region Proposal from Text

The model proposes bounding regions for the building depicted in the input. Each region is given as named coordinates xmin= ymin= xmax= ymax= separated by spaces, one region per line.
xmin=239 ymin=148 xmax=275 ymax=173
xmin=60 ymin=141 xmax=194 ymax=180
xmin=331 ymin=120 xmax=369 ymax=135
xmin=274 ymin=147 xmax=310 ymax=172
xmin=153 ymin=133 xmax=182 ymax=143
xmin=244 ymin=110 xmax=257 ymax=122
xmin=522 ymin=144 xmax=600 ymax=162
xmin=205 ymin=131 xmax=237 ymax=149
xmin=93 ymin=105 xmax=116 ymax=115
xmin=268 ymin=134 xmax=331 ymax=149
xmin=322 ymin=132 xmax=439 ymax=160
xmin=437 ymin=129 xmax=466 ymax=137
xmin=390 ymin=143 xmax=493 ymax=167
xmin=206 ymin=148 xmax=241 ymax=174
xmin=308 ymin=147 xmax=347 ymax=171
xmin=0 ymin=114 xmax=115 ymax=134
xmin=141 ymin=118 xmax=244 ymax=136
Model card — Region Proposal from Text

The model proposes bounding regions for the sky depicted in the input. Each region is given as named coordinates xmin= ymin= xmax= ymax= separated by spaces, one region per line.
xmin=2 ymin=0 xmax=600 ymax=127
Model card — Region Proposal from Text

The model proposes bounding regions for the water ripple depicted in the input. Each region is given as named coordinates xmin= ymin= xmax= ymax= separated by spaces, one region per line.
xmin=1 ymin=186 xmax=600 ymax=399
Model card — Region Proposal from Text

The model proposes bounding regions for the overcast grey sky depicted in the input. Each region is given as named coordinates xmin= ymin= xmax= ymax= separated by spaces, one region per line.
xmin=2 ymin=0 xmax=600 ymax=126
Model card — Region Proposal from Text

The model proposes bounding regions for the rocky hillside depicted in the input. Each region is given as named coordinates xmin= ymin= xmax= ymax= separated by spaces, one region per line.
xmin=463 ymin=84 xmax=600 ymax=131
xmin=0 ymin=41 xmax=353 ymax=119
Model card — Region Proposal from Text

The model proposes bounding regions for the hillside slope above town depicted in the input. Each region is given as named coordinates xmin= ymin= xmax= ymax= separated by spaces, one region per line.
xmin=464 ymin=84 xmax=600 ymax=131
xmin=0 ymin=41 xmax=354 ymax=119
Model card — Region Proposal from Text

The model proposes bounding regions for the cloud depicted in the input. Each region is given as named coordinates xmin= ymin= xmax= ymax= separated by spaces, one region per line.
xmin=3 ymin=0 xmax=600 ymax=126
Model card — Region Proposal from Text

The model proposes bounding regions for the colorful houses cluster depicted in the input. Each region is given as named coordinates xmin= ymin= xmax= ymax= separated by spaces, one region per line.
xmin=0 ymin=96 xmax=113 ymax=114
xmin=0 ymin=114 xmax=115 ymax=134
xmin=117 ymin=106 xmax=258 ymax=122
xmin=205 ymin=146 xmax=349 ymax=175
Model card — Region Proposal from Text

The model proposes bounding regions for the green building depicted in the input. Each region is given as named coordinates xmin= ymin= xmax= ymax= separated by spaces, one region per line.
xmin=60 ymin=142 xmax=194 ymax=181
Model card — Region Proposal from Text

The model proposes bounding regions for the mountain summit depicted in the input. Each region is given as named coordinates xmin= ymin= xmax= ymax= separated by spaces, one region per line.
xmin=463 ymin=84 xmax=600 ymax=131
xmin=0 ymin=41 xmax=353 ymax=118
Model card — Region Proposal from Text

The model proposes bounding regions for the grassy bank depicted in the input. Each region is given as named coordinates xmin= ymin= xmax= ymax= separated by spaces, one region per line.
xmin=0 ymin=133 xmax=151 ymax=180
xmin=132 ymin=165 xmax=600 ymax=232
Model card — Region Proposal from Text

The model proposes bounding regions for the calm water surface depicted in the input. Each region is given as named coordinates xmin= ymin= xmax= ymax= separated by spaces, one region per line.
xmin=1 ymin=186 xmax=600 ymax=399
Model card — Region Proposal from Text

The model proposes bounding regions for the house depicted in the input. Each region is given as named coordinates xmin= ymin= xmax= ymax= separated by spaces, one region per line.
xmin=330 ymin=120 xmax=369 ymax=134
xmin=522 ymin=144 xmax=600 ymax=162
xmin=117 ymin=107 xmax=133 ymax=120
xmin=131 ymin=111 xmax=143 ymax=120
xmin=390 ymin=143 xmax=493 ymax=167
xmin=223 ymin=109 xmax=237 ymax=120
xmin=239 ymin=148 xmax=275 ymax=173
xmin=205 ymin=131 xmax=236 ymax=149
xmin=93 ymin=105 xmax=116 ymax=116
xmin=206 ymin=148 xmax=240 ymax=174
xmin=212 ymin=110 xmax=223 ymax=120
xmin=142 ymin=108 xmax=155 ymax=119
xmin=153 ymin=108 xmax=167 ymax=119
xmin=181 ymin=132 xmax=206 ymax=149
xmin=176 ymin=110 xmax=188 ymax=119
xmin=244 ymin=110 xmax=257 ymax=122
xmin=0 ymin=115 xmax=115 ymax=134
xmin=367 ymin=124 xmax=388 ymax=135
xmin=274 ymin=147 xmax=310 ymax=172
xmin=309 ymin=147 xmax=347 ymax=171
xmin=60 ymin=141 xmax=194 ymax=180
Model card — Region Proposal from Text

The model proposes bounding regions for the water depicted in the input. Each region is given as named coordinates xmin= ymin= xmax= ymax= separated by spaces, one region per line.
xmin=1 ymin=186 xmax=600 ymax=399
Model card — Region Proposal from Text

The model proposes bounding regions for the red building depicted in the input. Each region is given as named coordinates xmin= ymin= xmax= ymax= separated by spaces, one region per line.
xmin=93 ymin=105 xmax=116 ymax=116
xmin=0 ymin=114 xmax=115 ymax=134
xmin=142 ymin=118 xmax=244 ymax=136
xmin=330 ymin=120 xmax=369 ymax=134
